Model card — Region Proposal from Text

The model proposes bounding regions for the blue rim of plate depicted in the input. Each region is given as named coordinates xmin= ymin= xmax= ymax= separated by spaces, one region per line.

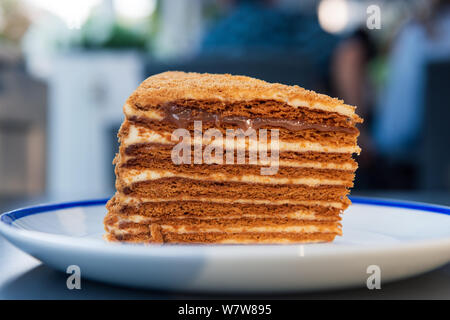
xmin=0 ymin=196 xmax=449 ymax=227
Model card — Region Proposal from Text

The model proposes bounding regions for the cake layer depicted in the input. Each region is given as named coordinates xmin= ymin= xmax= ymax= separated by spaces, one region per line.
xmin=126 ymin=71 xmax=362 ymax=120
xmin=108 ymin=212 xmax=340 ymax=223
xmin=125 ymin=100 xmax=361 ymax=129
xmin=113 ymin=192 xmax=351 ymax=209
xmin=106 ymin=197 xmax=342 ymax=220
xmin=116 ymin=167 xmax=354 ymax=187
xmin=105 ymin=217 xmax=341 ymax=233
xmin=123 ymin=143 xmax=357 ymax=170
xmin=119 ymin=160 xmax=355 ymax=181
xmin=119 ymin=178 xmax=350 ymax=202
xmin=120 ymin=122 xmax=361 ymax=154
xmin=104 ymin=209 xmax=342 ymax=243
xmin=124 ymin=152 xmax=357 ymax=170
xmin=126 ymin=114 xmax=358 ymax=145
xmin=104 ymin=214 xmax=342 ymax=245
xmin=106 ymin=231 xmax=338 ymax=244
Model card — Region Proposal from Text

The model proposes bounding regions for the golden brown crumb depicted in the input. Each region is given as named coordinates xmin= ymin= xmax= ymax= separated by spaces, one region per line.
xmin=127 ymin=71 xmax=362 ymax=121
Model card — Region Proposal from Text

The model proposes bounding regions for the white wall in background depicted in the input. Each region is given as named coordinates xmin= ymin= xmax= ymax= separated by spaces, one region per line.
xmin=47 ymin=51 xmax=143 ymax=199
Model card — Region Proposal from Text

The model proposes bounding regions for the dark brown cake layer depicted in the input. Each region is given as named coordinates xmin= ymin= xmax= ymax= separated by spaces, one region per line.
xmin=121 ymin=119 xmax=358 ymax=146
xmin=119 ymin=160 xmax=355 ymax=181
xmin=118 ymin=178 xmax=351 ymax=202
xmin=107 ymin=198 xmax=343 ymax=218
xmin=133 ymin=99 xmax=361 ymax=128
xmin=123 ymin=142 xmax=357 ymax=165
xmin=105 ymin=217 xmax=341 ymax=231
xmin=106 ymin=212 xmax=341 ymax=226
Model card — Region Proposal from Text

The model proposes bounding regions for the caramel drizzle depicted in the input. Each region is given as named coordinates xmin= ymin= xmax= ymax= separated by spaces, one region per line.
xmin=158 ymin=104 xmax=357 ymax=134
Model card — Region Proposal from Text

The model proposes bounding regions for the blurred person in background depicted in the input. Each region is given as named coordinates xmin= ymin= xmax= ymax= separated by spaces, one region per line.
xmin=201 ymin=0 xmax=339 ymax=90
xmin=372 ymin=0 xmax=450 ymax=188
xmin=330 ymin=28 xmax=378 ymax=189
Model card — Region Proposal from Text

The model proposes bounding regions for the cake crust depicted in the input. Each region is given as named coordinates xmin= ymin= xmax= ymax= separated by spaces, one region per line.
xmin=127 ymin=71 xmax=362 ymax=120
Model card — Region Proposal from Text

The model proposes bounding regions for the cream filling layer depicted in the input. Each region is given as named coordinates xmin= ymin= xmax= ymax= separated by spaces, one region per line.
xmin=107 ymin=224 xmax=341 ymax=235
xmin=123 ymin=124 xmax=361 ymax=154
xmin=114 ymin=212 xmax=338 ymax=222
xmin=218 ymin=238 xmax=331 ymax=244
xmin=119 ymin=168 xmax=351 ymax=186
xmin=114 ymin=193 xmax=348 ymax=208
xmin=274 ymin=160 xmax=356 ymax=170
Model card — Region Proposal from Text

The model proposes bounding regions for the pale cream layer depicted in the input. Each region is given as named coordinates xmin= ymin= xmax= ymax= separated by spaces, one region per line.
xmin=218 ymin=238 xmax=330 ymax=244
xmin=114 ymin=193 xmax=348 ymax=209
xmin=113 ymin=212 xmax=338 ymax=222
xmin=123 ymin=123 xmax=361 ymax=154
xmin=106 ymin=224 xmax=341 ymax=235
xmin=118 ymin=168 xmax=351 ymax=187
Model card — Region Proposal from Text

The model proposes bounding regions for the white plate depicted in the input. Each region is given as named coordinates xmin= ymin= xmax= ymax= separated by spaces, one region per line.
xmin=1 ymin=197 xmax=450 ymax=293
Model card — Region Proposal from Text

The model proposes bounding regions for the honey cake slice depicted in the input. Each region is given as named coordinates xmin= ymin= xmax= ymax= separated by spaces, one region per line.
xmin=105 ymin=71 xmax=362 ymax=244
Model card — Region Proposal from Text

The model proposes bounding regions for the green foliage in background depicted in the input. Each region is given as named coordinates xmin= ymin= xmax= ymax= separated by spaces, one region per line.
xmin=80 ymin=23 xmax=148 ymax=50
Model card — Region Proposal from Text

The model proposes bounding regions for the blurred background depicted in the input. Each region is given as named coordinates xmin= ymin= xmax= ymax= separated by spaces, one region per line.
xmin=0 ymin=0 xmax=449 ymax=210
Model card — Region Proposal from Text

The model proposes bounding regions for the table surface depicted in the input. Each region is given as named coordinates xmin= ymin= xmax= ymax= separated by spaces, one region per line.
xmin=1 ymin=191 xmax=450 ymax=300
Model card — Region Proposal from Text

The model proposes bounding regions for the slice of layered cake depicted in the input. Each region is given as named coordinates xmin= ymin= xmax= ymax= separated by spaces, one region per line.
xmin=104 ymin=71 xmax=362 ymax=244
